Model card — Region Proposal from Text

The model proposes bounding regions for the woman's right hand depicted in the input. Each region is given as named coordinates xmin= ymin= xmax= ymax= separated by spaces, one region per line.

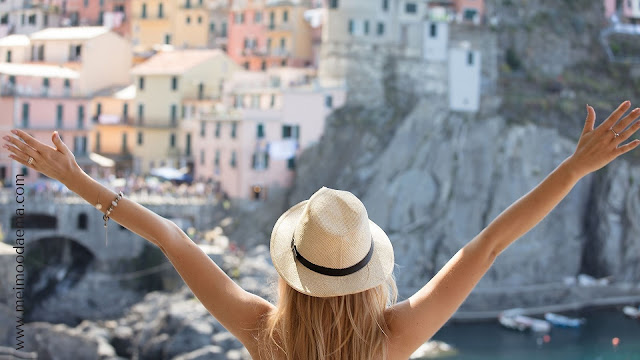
xmin=3 ymin=129 xmax=83 ymax=185
xmin=566 ymin=101 xmax=640 ymax=178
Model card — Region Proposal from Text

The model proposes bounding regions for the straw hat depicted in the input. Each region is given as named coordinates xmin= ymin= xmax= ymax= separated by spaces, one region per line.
xmin=270 ymin=187 xmax=394 ymax=297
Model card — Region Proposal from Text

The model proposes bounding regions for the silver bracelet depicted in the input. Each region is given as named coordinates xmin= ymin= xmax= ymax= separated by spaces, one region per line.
xmin=101 ymin=191 xmax=124 ymax=246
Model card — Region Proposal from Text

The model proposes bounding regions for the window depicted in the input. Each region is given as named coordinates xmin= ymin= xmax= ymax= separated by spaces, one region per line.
xmin=123 ymin=103 xmax=129 ymax=119
xmin=198 ymin=16 xmax=202 ymax=24
xmin=186 ymin=16 xmax=191 ymax=24
xmin=287 ymin=157 xmax=296 ymax=170
xmin=377 ymin=22 xmax=385 ymax=35
xmin=56 ymin=104 xmax=63 ymax=128
xmin=231 ymin=122 xmax=237 ymax=138
xmin=270 ymin=94 xmax=276 ymax=108
xmin=137 ymin=131 xmax=143 ymax=145
xmin=243 ymin=61 xmax=250 ymax=70
xmin=138 ymin=103 xmax=144 ymax=124
xmin=77 ymin=105 xmax=85 ymax=129
xmin=21 ymin=166 xmax=28 ymax=176
xmin=267 ymin=38 xmax=272 ymax=50
xmin=281 ymin=59 xmax=287 ymax=67
xmin=164 ymin=34 xmax=171 ymax=44
xmin=200 ymin=121 xmax=206 ymax=137
xmin=230 ymin=151 xmax=237 ymax=168
xmin=6 ymin=50 xmax=11 ymax=63
xmin=283 ymin=10 xmax=288 ymax=22
xmin=348 ymin=19 xmax=354 ymax=34
xmin=121 ymin=133 xmax=127 ymax=153
xmin=255 ymin=11 xmax=262 ymax=23
xmin=261 ymin=60 xmax=267 ymax=70
xmin=21 ymin=103 xmax=29 ymax=127
xmin=64 ymin=79 xmax=70 ymax=91
xmin=95 ymin=132 xmax=101 ymax=152
xmin=43 ymin=78 xmax=49 ymax=92
xmin=269 ymin=11 xmax=275 ymax=29
xmin=215 ymin=122 xmax=220 ymax=138
xmin=9 ymin=76 xmax=15 ymax=85
xmin=171 ymin=76 xmax=178 ymax=90
xmin=252 ymin=152 xmax=269 ymax=170
xmin=329 ymin=0 xmax=338 ymax=9
xmin=282 ymin=125 xmax=292 ymax=139
xmin=142 ymin=3 xmax=147 ymax=18
xmin=405 ymin=2 xmax=417 ymax=13
xmin=280 ymin=37 xmax=286 ymax=49
xmin=170 ymin=104 xmax=177 ymax=125
xmin=214 ymin=150 xmax=220 ymax=166
xmin=382 ymin=0 xmax=388 ymax=11
xmin=467 ymin=51 xmax=474 ymax=65
xmin=77 ymin=213 xmax=88 ymax=230
xmin=170 ymin=133 xmax=176 ymax=147
xmin=139 ymin=77 xmax=145 ymax=90
xmin=234 ymin=12 xmax=244 ymax=24
xmin=158 ymin=3 xmax=163 ymax=18
xmin=185 ymin=133 xmax=191 ymax=156
xmin=210 ymin=22 xmax=215 ymax=32
xmin=200 ymin=150 xmax=205 ymax=165
xmin=325 ymin=95 xmax=333 ymax=108
xmin=221 ymin=22 xmax=227 ymax=37
xmin=95 ymin=102 xmax=102 ymax=119
xmin=364 ymin=20 xmax=369 ymax=35
xmin=257 ymin=123 xmax=265 ymax=138
xmin=251 ymin=95 xmax=260 ymax=108
xmin=430 ymin=23 xmax=437 ymax=37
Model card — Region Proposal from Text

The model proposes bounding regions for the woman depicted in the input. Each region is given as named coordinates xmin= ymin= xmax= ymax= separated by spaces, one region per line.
xmin=3 ymin=101 xmax=640 ymax=360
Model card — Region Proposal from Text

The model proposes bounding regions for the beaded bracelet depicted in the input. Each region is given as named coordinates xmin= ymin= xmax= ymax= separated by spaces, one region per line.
xmin=99 ymin=191 xmax=124 ymax=246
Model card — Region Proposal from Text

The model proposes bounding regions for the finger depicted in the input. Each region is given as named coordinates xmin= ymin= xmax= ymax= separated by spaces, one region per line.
xmin=8 ymin=154 xmax=34 ymax=169
xmin=599 ymin=100 xmax=631 ymax=131
xmin=10 ymin=129 xmax=49 ymax=153
xmin=3 ymin=135 xmax=40 ymax=159
xmin=582 ymin=104 xmax=595 ymax=134
xmin=612 ymin=107 xmax=640 ymax=133
xmin=4 ymin=143 xmax=30 ymax=161
xmin=616 ymin=119 xmax=640 ymax=143
xmin=616 ymin=139 xmax=640 ymax=156
xmin=51 ymin=131 xmax=71 ymax=155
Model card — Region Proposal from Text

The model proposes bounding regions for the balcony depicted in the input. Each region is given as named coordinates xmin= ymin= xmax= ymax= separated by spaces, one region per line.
xmin=93 ymin=114 xmax=135 ymax=126
xmin=267 ymin=22 xmax=293 ymax=32
xmin=1 ymin=84 xmax=75 ymax=98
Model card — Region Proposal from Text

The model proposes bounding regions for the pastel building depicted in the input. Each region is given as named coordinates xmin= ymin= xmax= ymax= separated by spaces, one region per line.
xmin=0 ymin=27 xmax=132 ymax=185
xmin=192 ymin=67 xmax=345 ymax=199
xmin=604 ymin=0 xmax=640 ymax=21
xmin=0 ymin=0 xmax=63 ymax=36
xmin=227 ymin=0 xmax=268 ymax=70
xmin=0 ymin=34 xmax=30 ymax=63
xmin=452 ymin=0 xmax=484 ymax=24
xmin=61 ymin=0 xmax=131 ymax=37
xmin=207 ymin=0 xmax=230 ymax=50
xmin=130 ymin=49 xmax=240 ymax=174
xmin=130 ymin=0 xmax=210 ymax=52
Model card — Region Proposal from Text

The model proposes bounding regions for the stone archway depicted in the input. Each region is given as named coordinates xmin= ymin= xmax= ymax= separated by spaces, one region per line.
xmin=22 ymin=236 xmax=95 ymax=323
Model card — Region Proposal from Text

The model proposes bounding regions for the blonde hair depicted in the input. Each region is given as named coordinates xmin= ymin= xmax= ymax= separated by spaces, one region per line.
xmin=258 ymin=274 xmax=398 ymax=360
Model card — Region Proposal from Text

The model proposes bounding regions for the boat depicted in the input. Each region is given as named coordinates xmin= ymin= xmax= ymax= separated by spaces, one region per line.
xmin=544 ymin=312 xmax=585 ymax=328
xmin=499 ymin=309 xmax=551 ymax=333
xmin=622 ymin=306 xmax=640 ymax=319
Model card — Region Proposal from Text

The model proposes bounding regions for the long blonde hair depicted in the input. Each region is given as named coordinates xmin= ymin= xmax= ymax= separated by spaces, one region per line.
xmin=258 ymin=274 xmax=398 ymax=360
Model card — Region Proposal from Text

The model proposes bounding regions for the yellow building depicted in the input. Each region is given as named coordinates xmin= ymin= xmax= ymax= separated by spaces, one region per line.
xmin=130 ymin=49 xmax=240 ymax=174
xmin=131 ymin=0 xmax=210 ymax=52
xmin=265 ymin=0 xmax=313 ymax=67
xmin=90 ymin=85 xmax=137 ymax=176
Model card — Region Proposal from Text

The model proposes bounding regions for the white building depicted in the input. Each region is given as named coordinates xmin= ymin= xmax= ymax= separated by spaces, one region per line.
xmin=0 ymin=34 xmax=30 ymax=63
xmin=0 ymin=0 xmax=62 ymax=36
xmin=422 ymin=20 xmax=448 ymax=61
xmin=448 ymin=44 xmax=480 ymax=112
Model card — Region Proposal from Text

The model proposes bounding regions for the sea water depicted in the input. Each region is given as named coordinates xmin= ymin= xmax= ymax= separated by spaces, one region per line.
xmin=431 ymin=309 xmax=640 ymax=360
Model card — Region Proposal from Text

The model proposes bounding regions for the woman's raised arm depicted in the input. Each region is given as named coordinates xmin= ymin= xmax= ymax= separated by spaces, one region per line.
xmin=385 ymin=101 xmax=640 ymax=358
xmin=2 ymin=129 xmax=275 ymax=350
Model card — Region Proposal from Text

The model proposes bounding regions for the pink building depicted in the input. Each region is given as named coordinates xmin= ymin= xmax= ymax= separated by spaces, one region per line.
xmin=453 ymin=0 xmax=484 ymax=24
xmin=190 ymin=67 xmax=345 ymax=199
xmin=227 ymin=0 xmax=268 ymax=70
xmin=62 ymin=0 xmax=131 ymax=37
xmin=605 ymin=0 xmax=640 ymax=21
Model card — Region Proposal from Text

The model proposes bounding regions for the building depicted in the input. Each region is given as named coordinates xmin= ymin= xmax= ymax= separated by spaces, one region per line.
xmin=130 ymin=49 xmax=240 ymax=174
xmin=448 ymin=43 xmax=480 ymax=112
xmin=0 ymin=27 xmax=132 ymax=185
xmin=61 ymin=0 xmax=131 ymax=37
xmin=452 ymin=0 xmax=484 ymax=24
xmin=227 ymin=0 xmax=314 ymax=71
xmin=207 ymin=0 xmax=230 ymax=50
xmin=0 ymin=0 xmax=63 ymax=36
xmin=605 ymin=0 xmax=640 ymax=22
xmin=193 ymin=67 xmax=345 ymax=199
xmin=130 ymin=0 xmax=210 ymax=52
xmin=90 ymin=84 xmax=137 ymax=177
xmin=0 ymin=34 xmax=30 ymax=63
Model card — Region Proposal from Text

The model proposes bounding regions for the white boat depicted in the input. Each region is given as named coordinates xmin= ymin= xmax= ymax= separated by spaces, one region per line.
xmin=622 ymin=306 xmax=640 ymax=319
xmin=544 ymin=312 xmax=586 ymax=328
xmin=498 ymin=309 xmax=551 ymax=333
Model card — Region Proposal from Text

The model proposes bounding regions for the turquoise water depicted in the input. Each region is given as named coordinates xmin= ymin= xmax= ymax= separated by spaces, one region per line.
xmin=431 ymin=309 xmax=640 ymax=360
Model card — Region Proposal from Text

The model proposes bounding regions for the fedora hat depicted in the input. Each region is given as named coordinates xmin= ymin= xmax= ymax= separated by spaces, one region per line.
xmin=270 ymin=187 xmax=394 ymax=297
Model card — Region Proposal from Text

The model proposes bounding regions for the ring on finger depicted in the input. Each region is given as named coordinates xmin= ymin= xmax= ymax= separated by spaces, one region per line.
xmin=28 ymin=156 xmax=34 ymax=165
xmin=610 ymin=128 xmax=620 ymax=138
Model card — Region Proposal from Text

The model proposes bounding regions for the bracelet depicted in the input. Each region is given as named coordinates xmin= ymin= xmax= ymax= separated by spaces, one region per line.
xmin=101 ymin=191 xmax=124 ymax=246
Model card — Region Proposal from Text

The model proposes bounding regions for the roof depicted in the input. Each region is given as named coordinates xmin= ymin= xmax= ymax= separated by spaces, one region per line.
xmin=131 ymin=49 xmax=226 ymax=76
xmin=0 ymin=63 xmax=79 ymax=79
xmin=0 ymin=34 xmax=30 ymax=47
xmin=30 ymin=27 xmax=110 ymax=41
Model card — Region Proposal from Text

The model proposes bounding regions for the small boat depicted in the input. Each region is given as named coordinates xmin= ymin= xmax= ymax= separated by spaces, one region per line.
xmin=498 ymin=309 xmax=551 ymax=333
xmin=622 ymin=306 xmax=640 ymax=319
xmin=544 ymin=313 xmax=585 ymax=328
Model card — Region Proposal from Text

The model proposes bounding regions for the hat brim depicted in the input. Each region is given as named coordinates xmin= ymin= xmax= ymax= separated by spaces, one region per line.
xmin=270 ymin=200 xmax=395 ymax=298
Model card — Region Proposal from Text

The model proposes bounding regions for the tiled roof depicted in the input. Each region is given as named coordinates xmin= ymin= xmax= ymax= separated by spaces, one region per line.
xmin=131 ymin=49 xmax=226 ymax=75
xmin=30 ymin=27 xmax=110 ymax=41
